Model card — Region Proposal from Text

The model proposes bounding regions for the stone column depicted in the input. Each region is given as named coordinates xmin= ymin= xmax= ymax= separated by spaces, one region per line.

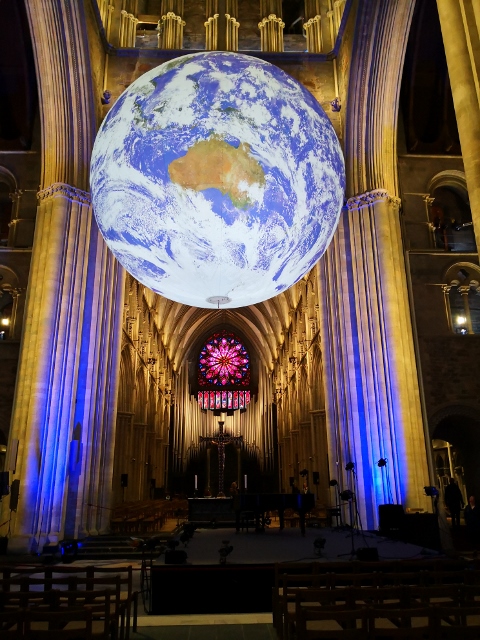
xmin=310 ymin=409 xmax=329 ymax=504
xmin=2 ymin=0 xmax=125 ymax=551
xmin=318 ymin=191 xmax=431 ymax=529
xmin=436 ymin=0 xmax=480 ymax=255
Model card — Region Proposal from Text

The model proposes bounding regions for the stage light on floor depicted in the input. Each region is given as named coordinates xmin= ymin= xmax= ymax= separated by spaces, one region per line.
xmin=377 ymin=458 xmax=387 ymax=467
xmin=345 ymin=462 xmax=355 ymax=471
xmin=165 ymin=539 xmax=188 ymax=564
xmin=59 ymin=539 xmax=78 ymax=564
xmin=313 ymin=536 xmax=326 ymax=556
xmin=219 ymin=540 xmax=234 ymax=565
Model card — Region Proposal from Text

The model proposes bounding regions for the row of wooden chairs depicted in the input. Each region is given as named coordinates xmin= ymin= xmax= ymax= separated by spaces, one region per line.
xmin=273 ymin=560 xmax=480 ymax=639
xmin=280 ymin=584 xmax=480 ymax=639
xmin=295 ymin=603 xmax=480 ymax=639
xmin=0 ymin=564 xmax=138 ymax=640
xmin=0 ymin=589 xmax=118 ymax=639
xmin=110 ymin=498 xmax=187 ymax=533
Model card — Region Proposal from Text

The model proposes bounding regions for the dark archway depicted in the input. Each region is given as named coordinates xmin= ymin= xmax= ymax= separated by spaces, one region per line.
xmin=432 ymin=411 xmax=480 ymax=498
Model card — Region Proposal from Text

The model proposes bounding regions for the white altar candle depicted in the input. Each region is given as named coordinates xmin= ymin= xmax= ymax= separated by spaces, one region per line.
xmin=194 ymin=474 xmax=198 ymax=490
xmin=244 ymin=474 xmax=247 ymax=490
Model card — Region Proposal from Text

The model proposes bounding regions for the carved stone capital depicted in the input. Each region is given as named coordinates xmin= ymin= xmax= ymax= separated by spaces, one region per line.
xmin=347 ymin=189 xmax=401 ymax=211
xmin=9 ymin=190 xmax=23 ymax=203
xmin=37 ymin=182 xmax=91 ymax=205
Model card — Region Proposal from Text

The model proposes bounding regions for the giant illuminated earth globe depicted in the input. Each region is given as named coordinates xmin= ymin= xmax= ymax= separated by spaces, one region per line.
xmin=90 ymin=52 xmax=345 ymax=308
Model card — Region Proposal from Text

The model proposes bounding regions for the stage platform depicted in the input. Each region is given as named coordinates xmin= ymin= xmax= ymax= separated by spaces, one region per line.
xmin=149 ymin=525 xmax=442 ymax=614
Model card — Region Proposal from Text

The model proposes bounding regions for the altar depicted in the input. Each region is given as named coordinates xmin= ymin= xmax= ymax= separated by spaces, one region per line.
xmin=188 ymin=497 xmax=235 ymax=525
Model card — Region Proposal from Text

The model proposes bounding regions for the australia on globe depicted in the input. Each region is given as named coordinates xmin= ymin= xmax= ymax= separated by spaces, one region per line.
xmin=90 ymin=51 xmax=345 ymax=308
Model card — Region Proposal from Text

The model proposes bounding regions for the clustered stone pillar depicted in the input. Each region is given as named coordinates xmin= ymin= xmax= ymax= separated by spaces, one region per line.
xmin=304 ymin=0 xmax=323 ymax=53
xmin=158 ymin=1 xmax=185 ymax=49
xmin=327 ymin=0 xmax=346 ymax=40
xmin=2 ymin=0 xmax=126 ymax=553
xmin=205 ymin=0 xmax=239 ymax=52
xmin=317 ymin=191 xmax=431 ymax=529
xmin=259 ymin=1 xmax=284 ymax=52
xmin=436 ymin=0 xmax=480 ymax=256
xmin=97 ymin=0 xmax=114 ymax=41
xmin=119 ymin=0 xmax=139 ymax=47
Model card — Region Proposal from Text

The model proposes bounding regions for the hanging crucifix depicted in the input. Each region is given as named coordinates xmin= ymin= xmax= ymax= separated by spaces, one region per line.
xmin=200 ymin=421 xmax=243 ymax=497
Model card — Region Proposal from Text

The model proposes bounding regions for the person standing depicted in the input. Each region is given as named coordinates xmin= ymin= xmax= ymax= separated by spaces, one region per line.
xmin=444 ymin=477 xmax=464 ymax=528
xmin=464 ymin=495 xmax=480 ymax=552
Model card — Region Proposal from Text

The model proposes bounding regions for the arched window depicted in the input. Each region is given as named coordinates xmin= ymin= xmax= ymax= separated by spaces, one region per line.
xmin=444 ymin=264 xmax=480 ymax=335
xmin=429 ymin=184 xmax=475 ymax=252
xmin=197 ymin=330 xmax=251 ymax=411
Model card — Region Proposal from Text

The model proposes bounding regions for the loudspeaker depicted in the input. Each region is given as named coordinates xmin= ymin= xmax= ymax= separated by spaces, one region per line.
xmin=356 ymin=547 xmax=379 ymax=561
xmin=289 ymin=476 xmax=295 ymax=487
xmin=0 ymin=471 xmax=9 ymax=496
xmin=165 ymin=550 xmax=188 ymax=564
xmin=9 ymin=479 xmax=20 ymax=511
xmin=312 ymin=472 xmax=320 ymax=485
xmin=379 ymin=504 xmax=405 ymax=535
xmin=121 ymin=474 xmax=128 ymax=488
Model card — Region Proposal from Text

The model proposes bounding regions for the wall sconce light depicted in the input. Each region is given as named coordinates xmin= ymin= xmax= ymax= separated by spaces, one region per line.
xmin=455 ymin=316 xmax=468 ymax=335
xmin=1 ymin=318 xmax=10 ymax=326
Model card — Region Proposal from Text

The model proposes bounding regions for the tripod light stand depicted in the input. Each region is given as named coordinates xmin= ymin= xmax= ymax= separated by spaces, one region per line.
xmin=337 ymin=489 xmax=357 ymax=559
xmin=328 ymin=479 xmax=344 ymax=529
xmin=378 ymin=458 xmax=394 ymax=504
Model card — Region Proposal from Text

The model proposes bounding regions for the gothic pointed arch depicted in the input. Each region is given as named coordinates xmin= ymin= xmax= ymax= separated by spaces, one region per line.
xmin=118 ymin=347 xmax=134 ymax=413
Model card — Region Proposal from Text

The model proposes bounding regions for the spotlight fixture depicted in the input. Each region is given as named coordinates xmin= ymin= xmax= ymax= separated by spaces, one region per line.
xmin=424 ymin=486 xmax=439 ymax=497
xmin=340 ymin=489 xmax=354 ymax=501
xmin=329 ymin=479 xmax=338 ymax=487
xmin=313 ymin=536 xmax=327 ymax=556
xmin=377 ymin=458 xmax=387 ymax=468
xmin=345 ymin=462 xmax=355 ymax=471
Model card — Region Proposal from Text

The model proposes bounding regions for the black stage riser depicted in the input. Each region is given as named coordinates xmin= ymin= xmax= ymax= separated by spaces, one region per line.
xmin=150 ymin=564 xmax=274 ymax=614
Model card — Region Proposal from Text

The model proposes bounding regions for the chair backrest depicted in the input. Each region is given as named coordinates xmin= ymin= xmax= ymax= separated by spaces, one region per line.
xmin=87 ymin=565 xmax=133 ymax=597
xmin=23 ymin=606 xmax=95 ymax=639
xmin=0 ymin=588 xmax=61 ymax=609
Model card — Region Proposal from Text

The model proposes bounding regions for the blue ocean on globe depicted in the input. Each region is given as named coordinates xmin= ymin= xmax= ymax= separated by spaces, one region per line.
xmin=90 ymin=51 xmax=345 ymax=308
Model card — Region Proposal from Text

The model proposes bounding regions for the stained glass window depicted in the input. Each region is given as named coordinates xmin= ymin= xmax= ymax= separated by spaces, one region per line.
xmin=197 ymin=390 xmax=251 ymax=411
xmin=198 ymin=330 xmax=250 ymax=387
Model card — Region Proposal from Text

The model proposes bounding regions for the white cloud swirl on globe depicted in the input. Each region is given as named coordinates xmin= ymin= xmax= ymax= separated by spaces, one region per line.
xmin=90 ymin=52 xmax=345 ymax=308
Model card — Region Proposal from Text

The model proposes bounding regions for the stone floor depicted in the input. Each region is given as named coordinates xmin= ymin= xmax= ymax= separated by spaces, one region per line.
xmin=129 ymin=624 xmax=277 ymax=640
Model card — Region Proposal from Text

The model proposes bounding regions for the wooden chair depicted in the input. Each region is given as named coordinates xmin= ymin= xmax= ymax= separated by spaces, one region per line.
xmin=369 ymin=606 xmax=437 ymax=638
xmin=351 ymin=585 xmax=414 ymax=609
xmin=295 ymin=606 xmax=370 ymax=640
xmin=0 ymin=609 xmax=24 ymax=639
xmin=23 ymin=606 xmax=98 ymax=639
xmin=273 ymin=571 xmax=333 ymax=639
xmin=435 ymin=605 xmax=480 ymax=638
xmin=87 ymin=565 xmax=138 ymax=638
xmin=286 ymin=588 xmax=358 ymax=640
